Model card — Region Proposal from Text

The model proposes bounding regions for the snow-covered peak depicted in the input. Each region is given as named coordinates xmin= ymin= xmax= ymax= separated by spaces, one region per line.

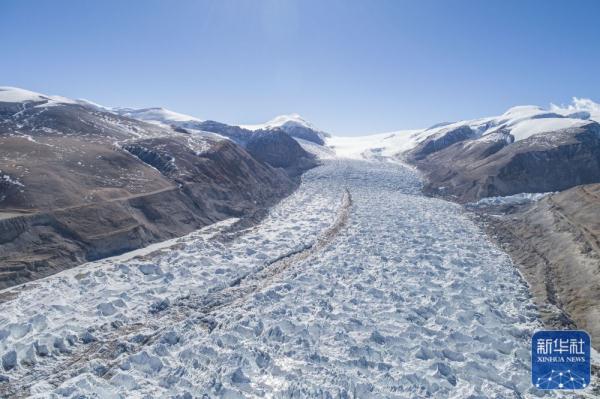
xmin=240 ymin=113 xmax=328 ymax=144
xmin=328 ymin=98 xmax=600 ymax=160
xmin=0 ymin=87 xmax=47 ymax=103
xmin=111 ymin=107 xmax=203 ymax=128
xmin=241 ymin=113 xmax=321 ymax=132
xmin=0 ymin=86 xmax=76 ymax=105
xmin=501 ymin=105 xmax=545 ymax=118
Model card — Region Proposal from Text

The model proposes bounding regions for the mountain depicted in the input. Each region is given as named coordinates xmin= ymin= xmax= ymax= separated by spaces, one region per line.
xmin=240 ymin=113 xmax=329 ymax=145
xmin=111 ymin=108 xmax=328 ymax=146
xmin=0 ymin=87 xmax=298 ymax=288
xmin=326 ymin=99 xmax=600 ymax=202
xmin=404 ymin=103 xmax=600 ymax=202
xmin=111 ymin=108 xmax=319 ymax=175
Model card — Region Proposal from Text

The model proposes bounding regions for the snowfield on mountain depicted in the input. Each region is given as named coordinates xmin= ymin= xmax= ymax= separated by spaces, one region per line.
xmin=0 ymin=156 xmax=552 ymax=398
xmin=325 ymin=98 xmax=600 ymax=160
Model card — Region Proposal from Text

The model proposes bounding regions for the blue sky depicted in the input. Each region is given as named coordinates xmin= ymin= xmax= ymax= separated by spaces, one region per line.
xmin=1 ymin=0 xmax=599 ymax=135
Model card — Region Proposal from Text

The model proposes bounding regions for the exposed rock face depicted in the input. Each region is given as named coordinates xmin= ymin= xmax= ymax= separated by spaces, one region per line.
xmin=408 ymin=122 xmax=600 ymax=202
xmin=478 ymin=183 xmax=600 ymax=349
xmin=0 ymin=100 xmax=296 ymax=289
xmin=245 ymin=129 xmax=318 ymax=176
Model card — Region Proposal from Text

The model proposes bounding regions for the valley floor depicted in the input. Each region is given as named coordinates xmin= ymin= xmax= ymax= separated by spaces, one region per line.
xmin=0 ymin=159 xmax=557 ymax=397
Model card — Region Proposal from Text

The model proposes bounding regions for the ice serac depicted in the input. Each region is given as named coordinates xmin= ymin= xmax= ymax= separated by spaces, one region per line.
xmin=0 ymin=88 xmax=295 ymax=289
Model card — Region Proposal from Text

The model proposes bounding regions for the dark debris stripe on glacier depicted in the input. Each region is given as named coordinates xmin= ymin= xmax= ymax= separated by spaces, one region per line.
xmin=0 ymin=160 xmax=552 ymax=398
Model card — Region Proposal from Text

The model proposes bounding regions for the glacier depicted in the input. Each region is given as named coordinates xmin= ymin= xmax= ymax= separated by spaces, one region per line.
xmin=0 ymin=158 xmax=552 ymax=398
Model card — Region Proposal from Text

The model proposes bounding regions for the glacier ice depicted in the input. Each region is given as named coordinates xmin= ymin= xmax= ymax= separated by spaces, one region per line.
xmin=0 ymin=159 xmax=551 ymax=398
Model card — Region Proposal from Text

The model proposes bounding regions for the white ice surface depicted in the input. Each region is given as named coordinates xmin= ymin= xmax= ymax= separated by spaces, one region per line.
xmin=0 ymin=159 xmax=556 ymax=398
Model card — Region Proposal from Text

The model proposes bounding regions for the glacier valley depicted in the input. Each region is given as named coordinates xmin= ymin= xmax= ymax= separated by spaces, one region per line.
xmin=0 ymin=159 xmax=547 ymax=398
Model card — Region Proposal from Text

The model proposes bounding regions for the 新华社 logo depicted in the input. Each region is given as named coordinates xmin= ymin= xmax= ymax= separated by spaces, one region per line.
xmin=531 ymin=330 xmax=591 ymax=390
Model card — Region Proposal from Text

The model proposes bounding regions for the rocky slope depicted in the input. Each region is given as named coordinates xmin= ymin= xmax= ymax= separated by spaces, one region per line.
xmin=0 ymin=88 xmax=301 ymax=289
xmin=408 ymin=122 xmax=600 ymax=202
xmin=110 ymin=109 xmax=319 ymax=175
xmin=475 ymin=183 xmax=600 ymax=349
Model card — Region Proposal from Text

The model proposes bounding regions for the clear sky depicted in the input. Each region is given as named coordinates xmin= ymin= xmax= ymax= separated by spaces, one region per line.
xmin=1 ymin=0 xmax=599 ymax=135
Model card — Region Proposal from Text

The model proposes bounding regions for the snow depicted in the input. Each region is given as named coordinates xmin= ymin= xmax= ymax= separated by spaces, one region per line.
xmin=326 ymin=130 xmax=423 ymax=159
xmin=0 ymin=172 xmax=24 ymax=188
xmin=240 ymin=113 xmax=320 ymax=132
xmin=508 ymin=117 xmax=588 ymax=141
xmin=74 ymin=98 xmax=108 ymax=110
xmin=501 ymin=105 xmax=546 ymax=119
xmin=325 ymin=98 xmax=600 ymax=161
xmin=0 ymin=158 xmax=554 ymax=397
xmin=113 ymin=107 xmax=203 ymax=128
xmin=0 ymin=87 xmax=47 ymax=103
xmin=0 ymin=87 xmax=75 ymax=105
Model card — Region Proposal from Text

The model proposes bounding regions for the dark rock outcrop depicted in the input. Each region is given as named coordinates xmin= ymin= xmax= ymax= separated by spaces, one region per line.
xmin=245 ymin=129 xmax=318 ymax=176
